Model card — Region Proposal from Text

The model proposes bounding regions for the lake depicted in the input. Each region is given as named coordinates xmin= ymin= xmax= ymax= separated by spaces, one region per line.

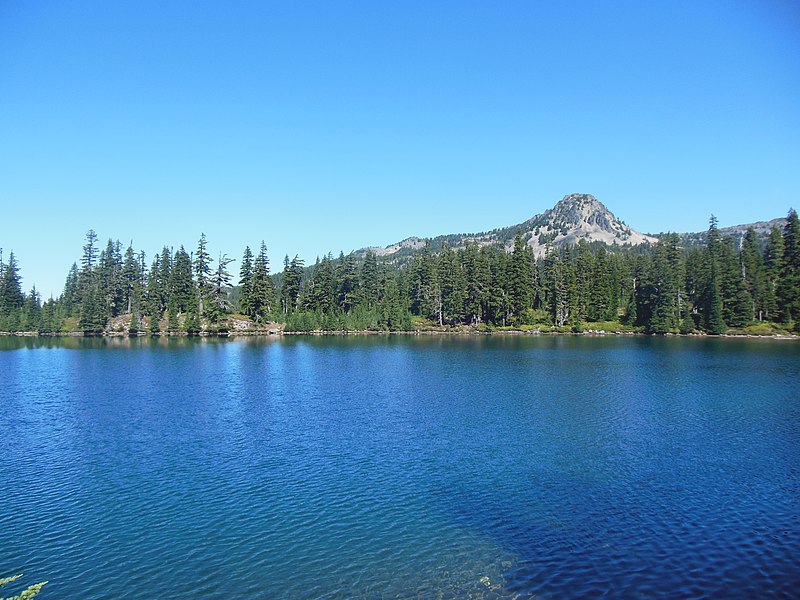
xmin=1 ymin=335 xmax=798 ymax=598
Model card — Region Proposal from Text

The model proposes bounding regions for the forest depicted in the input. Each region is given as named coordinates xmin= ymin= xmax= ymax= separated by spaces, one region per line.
xmin=1 ymin=211 xmax=799 ymax=335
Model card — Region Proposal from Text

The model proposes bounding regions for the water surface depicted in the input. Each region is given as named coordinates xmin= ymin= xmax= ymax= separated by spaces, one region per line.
xmin=1 ymin=335 xmax=798 ymax=598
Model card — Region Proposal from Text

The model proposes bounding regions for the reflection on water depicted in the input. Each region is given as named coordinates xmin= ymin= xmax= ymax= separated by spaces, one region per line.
xmin=1 ymin=335 xmax=799 ymax=598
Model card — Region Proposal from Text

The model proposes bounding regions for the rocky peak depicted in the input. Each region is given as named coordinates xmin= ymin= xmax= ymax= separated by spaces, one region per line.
xmin=539 ymin=194 xmax=616 ymax=228
xmin=522 ymin=193 xmax=656 ymax=255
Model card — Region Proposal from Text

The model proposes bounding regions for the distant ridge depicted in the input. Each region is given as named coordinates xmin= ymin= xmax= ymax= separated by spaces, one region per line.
xmin=676 ymin=217 xmax=788 ymax=248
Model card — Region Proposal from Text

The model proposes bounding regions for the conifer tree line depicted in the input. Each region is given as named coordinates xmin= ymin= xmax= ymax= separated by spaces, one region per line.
xmin=1 ymin=210 xmax=799 ymax=334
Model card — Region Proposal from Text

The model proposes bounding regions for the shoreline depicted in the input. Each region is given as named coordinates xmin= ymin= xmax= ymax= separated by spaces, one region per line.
xmin=2 ymin=329 xmax=798 ymax=340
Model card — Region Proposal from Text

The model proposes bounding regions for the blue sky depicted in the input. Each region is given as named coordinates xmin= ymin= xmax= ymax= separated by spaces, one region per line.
xmin=1 ymin=0 xmax=798 ymax=297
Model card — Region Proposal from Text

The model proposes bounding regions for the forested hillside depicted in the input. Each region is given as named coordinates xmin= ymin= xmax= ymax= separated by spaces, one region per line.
xmin=1 ymin=211 xmax=799 ymax=335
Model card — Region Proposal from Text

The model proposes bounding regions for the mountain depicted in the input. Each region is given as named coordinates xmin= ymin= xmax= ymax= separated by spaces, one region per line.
xmin=362 ymin=193 xmax=657 ymax=260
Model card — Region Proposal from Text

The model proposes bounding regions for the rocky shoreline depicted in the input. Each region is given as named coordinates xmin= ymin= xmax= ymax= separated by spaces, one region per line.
xmin=2 ymin=328 xmax=797 ymax=340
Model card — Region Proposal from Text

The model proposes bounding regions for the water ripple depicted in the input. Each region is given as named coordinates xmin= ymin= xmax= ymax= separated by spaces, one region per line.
xmin=1 ymin=336 xmax=799 ymax=598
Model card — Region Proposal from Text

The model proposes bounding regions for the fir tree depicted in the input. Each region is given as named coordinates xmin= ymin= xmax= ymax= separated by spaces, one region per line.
xmin=194 ymin=233 xmax=213 ymax=316
xmin=0 ymin=251 xmax=24 ymax=313
xmin=280 ymin=255 xmax=304 ymax=314
xmin=508 ymin=234 xmax=534 ymax=323
xmin=170 ymin=247 xmax=196 ymax=315
xmin=238 ymin=246 xmax=254 ymax=316
xmin=208 ymin=252 xmax=234 ymax=322
xmin=777 ymin=209 xmax=800 ymax=328
xmin=251 ymin=242 xmax=275 ymax=320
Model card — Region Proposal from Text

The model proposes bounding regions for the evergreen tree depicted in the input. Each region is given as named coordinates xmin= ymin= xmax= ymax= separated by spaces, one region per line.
xmin=79 ymin=282 xmax=107 ymax=334
xmin=588 ymin=247 xmax=614 ymax=321
xmin=762 ymin=226 xmax=784 ymax=321
xmin=251 ymin=242 xmax=275 ymax=320
xmin=337 ymin=252 xmax=359 ymax=314
xmin=360 ymin=250 xmax=380 ymax=310
xmin=61 ymin=263 xmax=80 ymax=317
xmin=22 ymin=287 xmax=42 ymax=332
xmin=508 ymin=234 xmax=534 ymax=323
xmin=702 ymin=216 xmax=727 ymax=333
xmin=438 ymin=242 xmax=466 ymax=325
xmin=81 ymin=229 xmax=99 ymax=273
xmin=303 ymin=253 xmax=337 ymax=314
xmin=159 ymin=247 xmax=172 ymax=313
xmin=462 ymin=242 xmax=490 ymax=325
xmin=573 ymin=240 xmax=593 ymax=322
xmin=280 ymin=255 xmax=304 ymax=314
xmin=647 ymin=234 xmax=682 ymax=333
xmin=121 ymin=244 xmax=139 ymax=314
xmin=408 ymin=244 xmax=440 ymax=323
xmin=169 ymin=246 xmax=196 ymax=315
xmin=208 ymin=252 xmax=234 ymax=322
xmin=167 ymin=301 xmax=180 ymax=332
xmin=741 ymin=228 xmax=767 ymax=321
xmin=680 ymin=305 xmax=696 ymax=334
xmin=238 ymin=246 xmax=254 ymax=316
xmin=40 ymin=297 xmax=62 ymax=333
xmin=146 ymin=255 xmax=163 ymax=326
xmin=95 ymin=239 xmax=124 ymax=318
xmin=777 ymin=209 xmax=800 ymax=327
xmin=194 ymin=233 xmax=213 ymax=316
xmin=0 ymin=251 xmax=24 ymax=313
xmin=129 ymin=312 xmax=140 ymax=336
xmin=184 ymin=310 xmax=201 ymax=334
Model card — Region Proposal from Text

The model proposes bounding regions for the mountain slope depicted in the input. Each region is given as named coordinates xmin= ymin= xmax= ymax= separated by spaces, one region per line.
xmin=363 ymin=193 xmax=657 ymax=259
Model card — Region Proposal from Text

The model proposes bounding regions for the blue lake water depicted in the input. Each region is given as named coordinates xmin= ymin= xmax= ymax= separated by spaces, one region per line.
xmin=1 ymin=335 xmax=799 ymax=598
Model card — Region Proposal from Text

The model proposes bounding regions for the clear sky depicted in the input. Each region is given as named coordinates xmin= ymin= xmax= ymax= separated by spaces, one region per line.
xmin=1 ymin=0 xmax=799 ymax=297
